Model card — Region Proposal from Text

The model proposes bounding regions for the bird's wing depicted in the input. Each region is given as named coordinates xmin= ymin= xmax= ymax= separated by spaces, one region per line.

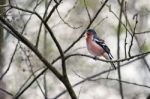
xmin=93 ymin=37 xmax=113 ymax=59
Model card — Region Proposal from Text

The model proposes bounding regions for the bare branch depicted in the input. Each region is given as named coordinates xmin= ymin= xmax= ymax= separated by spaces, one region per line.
xmin=84 ymin=0 xmax=91 ymax=22
xmin=0 ymin=88 xmax=13 ymax=97
xmin=53 ymin=55 xmax=148 ymax=99
xmin=45 ymin=0 xmax=62 ymax=22
xmin=124 ymin=1 xmax=127 ymax=58
xmin=0 ymin=16 xmax=63 ymax=98
xmin=90 ymin=77 xmax=150 ymax=89
xmin=117 ymin=0 xmax=124 ymax=98
xmin=64 ymin=0 xmax=109 ymax=53
xmin=73 ymin=71 xmax=150 ymax=90
xmin=0 ymin=11 xmax=33 ymax=80
xmin=0 ymin=42 xmax=18 ymax=80
xmin=93 ymin=17 xmax=108 ymax=29
xmin=18 ymin=43 xmax=46 ymax=98
xmin=135 ymin=30 xmax=150 ymax=34
xmin=35 ymin=0 xmax=53 ymax=48
xmin=65 ymin=51 xmax=150 ymax=63
xmin=51 ymin=0 xmax=79 ymax=29
xmin=56 ymin=8 xmax=82 ymax=29
xmin=128 ymin=13 xmax=138 ymax=57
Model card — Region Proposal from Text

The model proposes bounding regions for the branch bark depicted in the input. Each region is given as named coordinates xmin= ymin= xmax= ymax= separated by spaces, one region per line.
xmin=117 ymin=0 xmax=124 ymax=99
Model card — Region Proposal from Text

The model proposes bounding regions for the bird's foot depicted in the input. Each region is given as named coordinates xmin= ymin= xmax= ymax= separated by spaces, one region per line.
xmin=93 ymin=56 xmax=97 ymax=60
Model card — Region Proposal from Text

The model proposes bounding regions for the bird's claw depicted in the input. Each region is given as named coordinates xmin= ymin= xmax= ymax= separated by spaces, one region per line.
xmin=93 ymin=56 xmax=97 ymax=60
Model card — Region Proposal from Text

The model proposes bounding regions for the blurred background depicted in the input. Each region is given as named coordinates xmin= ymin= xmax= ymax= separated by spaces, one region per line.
xmin=1 ymin=0 xmax=150 ymax=99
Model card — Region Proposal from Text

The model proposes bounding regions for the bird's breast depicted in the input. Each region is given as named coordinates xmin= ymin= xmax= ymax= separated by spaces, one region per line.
xmin=86 ymin=38 xmax=104 ymax=56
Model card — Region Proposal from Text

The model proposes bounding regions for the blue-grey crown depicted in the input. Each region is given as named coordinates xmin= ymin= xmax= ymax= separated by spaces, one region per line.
xmin=86 ymin=29 xmax=97 ymax=35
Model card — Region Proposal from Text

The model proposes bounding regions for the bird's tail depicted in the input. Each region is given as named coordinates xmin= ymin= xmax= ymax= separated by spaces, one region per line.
xmin=103 ymin=53 xmax=116 ymax=69
xmin=110 ymin=61 xmax=116 ymax=69
xmin=108 ymin=54 xmax=116 ymax=69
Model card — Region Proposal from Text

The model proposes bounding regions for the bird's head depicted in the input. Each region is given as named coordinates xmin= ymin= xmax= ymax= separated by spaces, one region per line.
xmin=84 ymin=29 xmax=97 ymax=38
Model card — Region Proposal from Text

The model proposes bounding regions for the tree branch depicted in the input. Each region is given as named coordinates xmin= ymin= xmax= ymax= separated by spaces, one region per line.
xmin=0 ymin=16 xmax=63 ymax=98
xmin=64 ymin=0 xmax=109 ymax=53
xmin=117 ymin=0 xmax=124 ymax=98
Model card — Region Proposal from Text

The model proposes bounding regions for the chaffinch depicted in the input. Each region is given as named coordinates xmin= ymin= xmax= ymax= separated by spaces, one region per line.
xmin=85 ymin=29 xmax=116 ymax=69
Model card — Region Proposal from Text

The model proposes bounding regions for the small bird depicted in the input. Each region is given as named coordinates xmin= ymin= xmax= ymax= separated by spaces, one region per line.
xmin=85 ymin=29 xmax=116 ymax=69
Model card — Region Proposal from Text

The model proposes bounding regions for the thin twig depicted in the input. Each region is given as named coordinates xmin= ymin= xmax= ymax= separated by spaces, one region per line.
xmin=84 ymin=0 xmax=91 ymax=22
xmin=135 ymin=30 xmax=150 ymax=34
xmin=0 ymin=42 xmax=18 ymax=80
xmin=0 ymin=16 xmax=63 ymax=98
xmin=73 ymin=70 xmax=150 ymax=90
xmin=13 ymin=54 xmax=62 ymax=99
xmin=128 ymin=13 xmax=138 ymax=57
xmin=18 ymin=44 xmax=46 ymax=98
xmin=44 ymin=72 xmax=48 ymax=99
xmin=35 ymin=22 xmax=43 ymax=48
xmin=16 ymin=67 xmax=45 ymax=95
xmin=93 ymin=17 xmax=108 ymax=29
xmin=43 ymin=0 xmax=49 ymax=98
xmin=0 ymin=88 xmax=14 ymax=97
xmin=53 ymin=55 xmax=147 ymax=99
xmin=117 ymin=0 xmax=124 ymax=98
xmin=56 ymin=8 xmax=82 ymax=29
xmin=104 ymin=3 xmax=132 ymax=35
xmin=124 ymin=1 xmax=127 ymax=58
xmin=0 ymin=14 xmax=77 ymax=99
xmin=35 ymin=0 xmax=53 ymax=48
xmin=90 ymin=77 xmax=150 ymax=89
xmin=64 ymin=0 xmax=109 ymax=53
xmin=51 ymin=0 xmax=79 ymax=29
xmin=65 ymin=51 xmax=149 ymax=63
xmin=45 ymin=0 xmax=62 ymax=22
xmin=0 ymin=11 xmax=33 ymax=80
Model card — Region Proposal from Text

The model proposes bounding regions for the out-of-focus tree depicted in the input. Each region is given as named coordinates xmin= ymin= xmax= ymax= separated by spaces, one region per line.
xmin=0 ymin=0 xmax=6 ymax=99
xmin=0 ymin=0 xmax=150 ymax=99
